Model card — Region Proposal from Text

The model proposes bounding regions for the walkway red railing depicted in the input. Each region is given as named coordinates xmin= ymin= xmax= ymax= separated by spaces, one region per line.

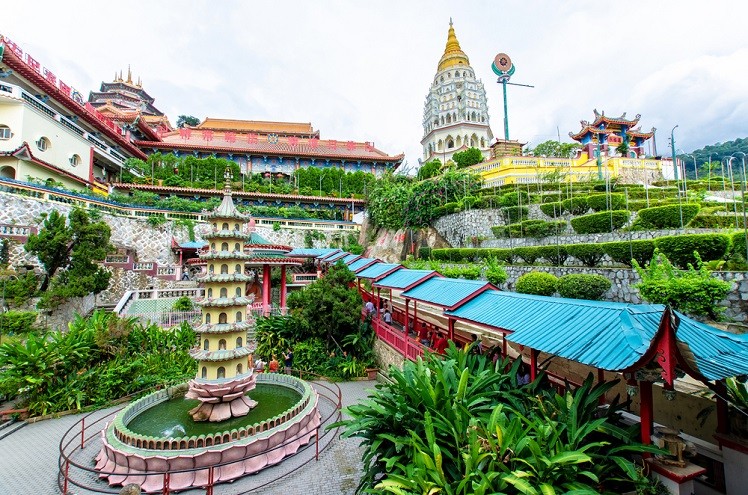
xmin=371 ymin=317 xmax=425 ymax=361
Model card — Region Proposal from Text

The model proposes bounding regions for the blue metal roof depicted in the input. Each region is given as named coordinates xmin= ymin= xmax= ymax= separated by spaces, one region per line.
xmin=342 ymin=254 xmax=361 ymax=265
xmin=348 ymin=258 xmax=379 ymax=273
xmin=445 ymin=291 xmax=660 ymax=370
xmin=673 ymin=312 xmax=748 ymax=380
xmin=317 ymin=249 xmax=343 ymax=260
xmin=374 ymin=269 xmax=439 ymax=290
xmin=356 ymin=263 xmax=402 ymax=280
xmin=177 ymin=241 xmax=208 ymax=249
xmin=401 ymin=278 xmax=493 ymax=309
xmin=324 ymin=251 xmax=349 ymax=263
xmin=286 ymin=248 xmax=339 ymax=258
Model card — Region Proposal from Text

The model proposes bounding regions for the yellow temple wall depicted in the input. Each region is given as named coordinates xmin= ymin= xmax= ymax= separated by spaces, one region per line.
xmin=471 ymin=154 xmax=667 ymax=188
xmin=198 ymin=355 xmax=248 ymax=380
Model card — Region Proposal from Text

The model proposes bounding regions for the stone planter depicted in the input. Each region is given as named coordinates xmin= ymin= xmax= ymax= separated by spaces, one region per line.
xmin=366 ymin=368 xmax=378 ymax=380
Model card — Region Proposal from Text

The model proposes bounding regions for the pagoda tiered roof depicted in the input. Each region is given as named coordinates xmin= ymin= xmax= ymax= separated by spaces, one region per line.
xmin=198 ymin=296 xmax=254 ymax=308
xmin=198 ymin=250 xmax=255 ymax=261
xmin=190 ymin=346 xmax=252 ymax=362
xmin=197 ymin=273 xmax=254 ymax=284
xmin=202 ymin=229 xmax=250 ymax=240
xmin=196 ymin=321 xmax=254 ymax=334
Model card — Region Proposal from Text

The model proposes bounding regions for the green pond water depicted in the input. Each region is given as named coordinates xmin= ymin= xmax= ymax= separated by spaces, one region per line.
xmin=126 ymin=384 xmax=302 ymax=438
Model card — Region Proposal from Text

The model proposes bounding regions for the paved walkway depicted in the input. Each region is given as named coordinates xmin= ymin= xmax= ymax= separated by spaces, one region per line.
xmin=0 ymin=380 xmax=377 ymax=495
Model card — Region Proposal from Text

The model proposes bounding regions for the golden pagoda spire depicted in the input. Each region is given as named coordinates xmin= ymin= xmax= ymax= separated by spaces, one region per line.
xmin=437 ymin=19 xmax=470 ymax=72
xmin=136 ymin=76 xmax=142 ymax=88
xmin=118 ymin=70 xmax=123 ymax=82
xmin=114 ymin=71 xmax=117 ymax=82
xmin=126 ymin=65 xmax=133 ymax=84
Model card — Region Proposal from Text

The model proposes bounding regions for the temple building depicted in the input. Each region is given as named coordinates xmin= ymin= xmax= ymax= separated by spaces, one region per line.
xmin=421 ymin=20 xmax=494 ymax=163
xmin=88 ymin=67 xmax=173 ymax=140
xmin=134 ymin=117 xmax=403 ymax=179
xmin=187 ymin=168 xmax=257 ymax=422
xmin=569 ymin=110 xmax=655 ymax=159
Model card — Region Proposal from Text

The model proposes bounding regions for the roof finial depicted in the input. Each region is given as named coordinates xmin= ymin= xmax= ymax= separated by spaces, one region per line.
xmin=137 ymin=76 xmax=142 ymax=87
xmin=223 ymin=166 xmax=233 ymax=194
xmin=118 ymin=70 xmax=123 ymax=82
xmin=114 ymin=71 xmax=117 ymax=82
xmin=126 ymin=65 xmax=133 ymax=84
xmin=449 ymin=17 xmax=453 ymax=27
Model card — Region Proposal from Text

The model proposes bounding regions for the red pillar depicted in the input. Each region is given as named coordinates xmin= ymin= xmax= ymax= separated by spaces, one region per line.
xmin=262 ymin=264 xmax=271 ymax=316
xmin=597 ymin=368 xmax=607 ymax=405
xmin=639 ymin=380 xmax=653 ymax=445
xmin=448 ymin=318 xmax=454 ymax=340
xmin=376 ymin=288 xmax=381 ymax=312
xmin=530 ymin=349 xmax=538 ymax=381
xmin=404 ymin=299 xmax=410 ymax=335
xmin=280 ymin=265 xmax=287 ymax=315
xmin=502 ymin=332 xmax=507 ymax=358
xmin=412 ymin=301 xmax=418 ymax=334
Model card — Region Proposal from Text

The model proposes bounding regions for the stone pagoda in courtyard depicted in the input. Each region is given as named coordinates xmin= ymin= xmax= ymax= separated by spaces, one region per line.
xmin=187 ymin=168 xmax=257 ymax=422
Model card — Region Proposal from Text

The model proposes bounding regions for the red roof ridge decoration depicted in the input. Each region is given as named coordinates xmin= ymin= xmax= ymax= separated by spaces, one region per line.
xmin=591 ymin=109 xmax=642 ymax=127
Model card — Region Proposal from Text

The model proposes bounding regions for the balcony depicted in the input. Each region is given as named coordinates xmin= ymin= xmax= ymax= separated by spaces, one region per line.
xmin=2 ymin=82 xmax=127 ymax=169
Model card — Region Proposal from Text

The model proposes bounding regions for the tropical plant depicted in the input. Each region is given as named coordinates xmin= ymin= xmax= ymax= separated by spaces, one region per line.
xmin=172 ymin=296 xmax=194 ymax=311
xmin=654 ymin=233 xmax=731 ymax=269
xmin=633 ymin=250 xmax=732 ymax=319
xmin=484 ymin=256 xmax=508 ymax=285
xmin=557 ymin=274 xmax=612 ymax=300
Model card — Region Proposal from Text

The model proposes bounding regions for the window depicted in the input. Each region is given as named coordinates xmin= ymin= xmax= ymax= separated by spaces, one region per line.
xmin=234 ymin=223 xmax=240 ymax=231
xmin=220 ymin=287 xmax=228 ymax=298
xmin=211 ymin=243 xmax=215 ymax=250
xmin=207 ymin=288 xmax=213 ymax=298
xmin=235 ymin=264 xmax=241 ymax=273
xmin=235 ymin=287 xmax=241 ymax=297
xmin=212 ymin=223 xmax=217 ymax=229
xmin=0 ymin=125 xmax=11 ymax=140
xmin=221 ymin=242 xmax=229 ymax=252
xmin=236 ymin=311 xmax=243 ymax=322
xmin=69 ymin=154 xmax=82 ymax=167
xmin=218 ymin=339 xmax=226 ymax=350
xmin=234 ymin=243 xmax=240 ymax=252
xmin=203 ymin=339 xmax=209 ymax=350
xmin=219 ymin=312 xmax=227 ymax=324
xmin=201 ymin=367 xmax=207 ymax=379
xmin=222 ymin=222 xmax=229 ymax=230
xmin=205 ymin=313 xmax=211 ymax=324
xmin=236 ymin=336 xmax=243 ymax=347
xmin=217 ymin=367 xmax=225 ymax=379
xmin=236 ymin=363 xmax=243 ymax=374
xmin=36 ymin=136 xmax=50 ymax=151
xmin=220 ymin=263 xmax=229 ymax=274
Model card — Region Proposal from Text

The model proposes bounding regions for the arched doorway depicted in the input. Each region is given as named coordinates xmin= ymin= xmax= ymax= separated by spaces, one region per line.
xmin=0 ymin=166 xmax=15 ymax=179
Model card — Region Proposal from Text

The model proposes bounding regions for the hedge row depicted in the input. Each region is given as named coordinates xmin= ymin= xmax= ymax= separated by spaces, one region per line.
xmin=428 ymin=233 xmax=735 ymax=269
xmin=491 ymin=219 xmax=567 ymax=239
xmin=570 ymin=210 xmax=630 ymax=234
xmin=515 ymin=272 xmax=611 ymax=300
xmin=635 ymin=203 xmax=700 ymax=229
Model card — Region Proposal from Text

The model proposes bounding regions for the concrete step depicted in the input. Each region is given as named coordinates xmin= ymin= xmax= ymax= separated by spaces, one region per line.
xmin=0 ymin=420 xmax=27 ymax=441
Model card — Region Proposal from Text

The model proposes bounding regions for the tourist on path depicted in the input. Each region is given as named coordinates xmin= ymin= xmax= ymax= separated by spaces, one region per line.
xmin=284 ymin=348 xmax=294 ymax=374
xmin=269 ymin=355 xmax=280 ymax=373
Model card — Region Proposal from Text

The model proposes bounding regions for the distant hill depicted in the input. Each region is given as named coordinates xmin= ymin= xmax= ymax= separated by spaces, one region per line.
xmin=679 ymin=137 xmax=748 ymax=178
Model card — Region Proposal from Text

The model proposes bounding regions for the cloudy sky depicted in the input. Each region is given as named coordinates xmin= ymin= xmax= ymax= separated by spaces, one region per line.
xmin=5 ymin=1 xmax=748 ymax=170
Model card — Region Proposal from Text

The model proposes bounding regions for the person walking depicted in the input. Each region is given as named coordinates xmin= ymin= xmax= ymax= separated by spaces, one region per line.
xmin=283 ymin=347 xmax=294 ymax=374
xmin=268 ymin=355 xmax=279 ymax=373
xmin=383 ymin=308 xmax=392 ymax=325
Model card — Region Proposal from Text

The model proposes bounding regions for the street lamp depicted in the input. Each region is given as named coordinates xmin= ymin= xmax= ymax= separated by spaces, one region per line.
xmin=670 ymin=125 xmax=679 ymax=181
xmin=732 ymin=152 xmax=748 ymax=263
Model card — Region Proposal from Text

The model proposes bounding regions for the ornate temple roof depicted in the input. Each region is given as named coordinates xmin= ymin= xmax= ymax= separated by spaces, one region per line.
xmin=590 ymin=109 xmax=641 ymax=128
xmin=196 ymin=118 xmax=318 ymax=138
xmin=438 ymin=19 xmax=470 ymax=72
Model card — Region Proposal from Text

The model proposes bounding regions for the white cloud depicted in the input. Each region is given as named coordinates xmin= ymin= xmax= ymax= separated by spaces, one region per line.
xmin=4 ymin=0 xmax=747 ymax=165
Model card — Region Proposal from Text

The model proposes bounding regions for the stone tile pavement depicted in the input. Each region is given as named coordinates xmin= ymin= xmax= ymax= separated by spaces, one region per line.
xmin=0 ymin=379 xmax=378 ymax=495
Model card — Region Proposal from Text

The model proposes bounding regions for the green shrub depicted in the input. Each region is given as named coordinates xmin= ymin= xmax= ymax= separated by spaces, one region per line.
xmin=587 ymin=193 xmax=626 ymax=211
xmin=636 ymin=204 xmax=700 ymax=229
xmin=2 ymin=272 xmax=38 ymax=307
xmin=730 ymin=232 xmax=748 ymax=261
xmin=172 ymin=296 xmax=194 ymax=311
xmin=566 ymin=244 xmax=606 ymax=267
xmin=418 ymin=247 xmax=432 ymax=259
xmin=633 ymin=250 xmax=732 ymax=319
xmin=603 ymin=240 xmax=655 ymax=267
xmin=557 ymin=274 xmax=611 ymax=300
xmin=540 ymin=202 xmax=564 ymax=218
xmin=500 ymin=206 xmax=529 ymax=223
xmin=0 ymin=310 xmax=37 ymax=335
xmin=571 ymin=210 xmax=630 ymax=234
xmin=526 ymin=220 xmax=567 ymax=238
xmin=431 ymin=248 xmax=455 ymax=261
xmin=483 ymin=257 xmax=507 ymax=285
xmin=272 ymin=221 xmax=281 ymax=231
xmin=513 ymin=247 xmax=541 ymax=265
xmin=146 ymin=215 xmax=167 ymax=227
xmin=654 ymin=234 xmax=731 ymax=269
xmin=458 ymin=248 xmax=478 ymax=262
xmin=515 ymin=271 xmax=558 ymax=296
xmin=561 ymin=196 xmax=589 ymax=215
xmin=500 ymin=191 xmax=529 ymax=207
xmin=537 ymin=245 xmax=569 ymax=266
xmin=688 ymin=215 xmax=739 ymax=229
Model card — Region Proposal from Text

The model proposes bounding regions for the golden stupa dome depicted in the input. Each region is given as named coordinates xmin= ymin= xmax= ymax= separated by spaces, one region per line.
xmin=437 ymin=19 xmax=470 ymax=72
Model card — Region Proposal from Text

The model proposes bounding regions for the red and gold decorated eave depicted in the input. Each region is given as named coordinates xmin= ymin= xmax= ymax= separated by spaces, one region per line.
xmin=135 ymin=130 xmax=404 ymax=164
xmin=0 ymin=37 xmax=147 ymax=160
xmin=590 ymin=109 xmax=641 ymax=128
xmin=569 ymin=126 xmax=615 ymax=141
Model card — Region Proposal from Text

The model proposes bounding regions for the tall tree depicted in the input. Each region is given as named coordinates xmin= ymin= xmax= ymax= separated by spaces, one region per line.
xmin=417 ymin=159 xmax=442 ymax=180
xmin=451 ymin=147 xmax=484 ymax=168
xmin=25 ymin=209 xmax=113 ymax=299
xmin=176 ymin=115 xmax=200 ymax=128
xmin=528 ymin=140 xmax=581 ymax=158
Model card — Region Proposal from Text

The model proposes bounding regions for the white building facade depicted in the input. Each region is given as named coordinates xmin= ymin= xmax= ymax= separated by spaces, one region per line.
xmin=421 ymin=20 xmax=494 ymax=164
